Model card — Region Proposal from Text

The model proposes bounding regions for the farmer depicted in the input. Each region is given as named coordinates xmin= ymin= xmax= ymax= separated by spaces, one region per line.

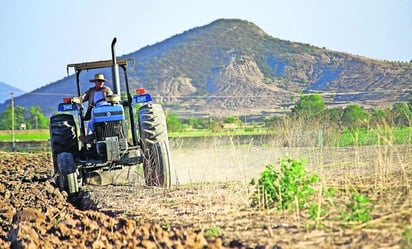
xmin=71 ymin=73 xmax=113 ymax=142
xmin=71 ymin=73 xmax=113 ymax=120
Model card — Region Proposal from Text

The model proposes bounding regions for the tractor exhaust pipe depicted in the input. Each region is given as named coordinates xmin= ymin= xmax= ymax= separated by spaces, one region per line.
xmin=111 ymin=37 xmax=121 ymax=95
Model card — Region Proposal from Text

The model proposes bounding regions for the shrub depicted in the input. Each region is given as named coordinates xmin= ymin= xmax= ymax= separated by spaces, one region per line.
xmin=250 ymin=157 xmax=319 ymax=210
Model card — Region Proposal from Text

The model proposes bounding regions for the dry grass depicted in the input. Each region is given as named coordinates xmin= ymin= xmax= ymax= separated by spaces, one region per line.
xmin=3 ymin=120 xmax=412 ymax=247
xmin=84 ymin=135 xmax=412 ymax=248
xmin=14 ymin=120 xmax=409 ymax=247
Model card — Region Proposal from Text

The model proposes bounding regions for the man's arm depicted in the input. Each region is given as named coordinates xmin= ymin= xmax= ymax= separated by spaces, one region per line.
xmin=71 ymin=88 xmax=91 ymax=103
xmin=105 ymin=86 xmax=114 ymax=96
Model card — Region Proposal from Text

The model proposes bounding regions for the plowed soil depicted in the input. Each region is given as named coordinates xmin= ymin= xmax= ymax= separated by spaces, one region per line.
xmin=1 ymin=144 xmax=412 ymax=248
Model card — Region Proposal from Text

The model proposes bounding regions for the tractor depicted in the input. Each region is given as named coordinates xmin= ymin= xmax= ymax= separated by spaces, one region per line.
xmin=49 ymin=38 xmax=171 ymax=194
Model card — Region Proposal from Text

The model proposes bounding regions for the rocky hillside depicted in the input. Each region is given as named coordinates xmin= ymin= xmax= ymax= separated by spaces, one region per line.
xmin=2 ymin=19 xmax=412 ymax=118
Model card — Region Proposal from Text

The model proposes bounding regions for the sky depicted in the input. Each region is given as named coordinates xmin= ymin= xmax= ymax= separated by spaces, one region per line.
xmin=0 ymin=0 xmax=411 ymax=92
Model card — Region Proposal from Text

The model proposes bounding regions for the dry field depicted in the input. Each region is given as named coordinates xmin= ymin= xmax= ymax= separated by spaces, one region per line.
xmin=1 ymin=141 xmax=412 ymax=248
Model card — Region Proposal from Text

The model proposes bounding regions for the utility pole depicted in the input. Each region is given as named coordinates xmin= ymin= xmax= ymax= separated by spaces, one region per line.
xmin=11 ymin=92 xmax=15 ymax=151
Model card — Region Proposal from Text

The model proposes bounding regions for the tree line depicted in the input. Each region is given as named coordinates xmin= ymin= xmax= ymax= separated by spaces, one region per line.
xmin=0 ymin=105 xmax=48 ymax=130
xmin=1 ymin=94 xmax=411 ymax=131
xmin=265 ymin=94 xmax=412 ymax=130
xmin=167 ymin=94 xmax=412 ymax=133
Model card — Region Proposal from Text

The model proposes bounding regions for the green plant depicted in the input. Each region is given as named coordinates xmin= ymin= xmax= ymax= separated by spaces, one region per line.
xmin=0 ymin=105 xmax=49 ymax=130
xmin=309 ymin=203 xmax=324 ymax=220
xmin=0 ymin=105 xmax=27 ymax=130
xmin=341 ymin=104 xmax=370 ymax=129
xmin=160 ymin=220 xmax=170 ymax=231
xmin=52 ymin=215 xmax=65 ymax=226
xmin=28 ymin=106 xmax=49 ymax=129
xmin=134 ymin=165 xmax=143 ymax=175
xmin=166 ymin=111 xmax=184 ymax=132
xmin=391 ymin=102 xmax=412 ymax=127
xmin=342 ymin=192 xmax=372 ymax=224
xmin=291 ymin=94 xmax=325 ymax=118
xmin=204 ymin=226 xmax=221 ymax=237
xmin=401 ymin=226 xmax=412 ymax=249
xmin=336 ymin=127 xmax=412 ymax=147
xmin=250 ymin=157 xmax=319 ymax=210
xmin=308 ymin=187 xmax=334 ymax=223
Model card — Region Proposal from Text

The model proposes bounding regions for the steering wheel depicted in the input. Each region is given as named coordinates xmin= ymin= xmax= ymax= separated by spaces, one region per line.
xmin=94 ymin=98 xmax=106 ymax=105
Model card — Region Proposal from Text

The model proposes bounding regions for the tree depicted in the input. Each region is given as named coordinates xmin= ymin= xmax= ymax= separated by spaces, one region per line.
xmin=223 ymin=116 xmax=242 ymax=125
xmin=370 ymin=108 xmax=389 ymax=127
xmin=341 ymin=104 xmax=370 ymax=129
xmin=391 ymin=102 xmax=411 ymax=127
xmin=321 ymin=108 xmax=342 ymax=129
xmin=28 ymin=106 xmax=49 ymax=129
xmin=166 ymin=112 xmax=183 ymax=132
xmin=292 ymin=94 xmax=325 ymax=118
xmin=0 ymin=105 xmax=26 ymax=130
xmin=208 ymin=118 xmax=223 ymax=132
xmin=406 ymin=91 xmax=412 ymax=110
xmin=184 ymin=117 xmax=209 ymax=129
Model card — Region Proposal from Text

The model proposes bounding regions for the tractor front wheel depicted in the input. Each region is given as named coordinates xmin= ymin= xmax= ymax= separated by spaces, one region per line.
xmin=49 ymin=113 xmax=79 ymax=174
xmin=56 ymin=152 xmax=80 ymax=194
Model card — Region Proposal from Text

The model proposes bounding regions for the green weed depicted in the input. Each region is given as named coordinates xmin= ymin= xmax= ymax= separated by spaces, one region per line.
xmin=134 ymin=165 xmax=143 ymax=175
xmin=342 ymin=192 xmax=373 ymax=224
xmin=401 ymin=226 xmax=412 ymax=249
xmin=204 ymin=226 xmax=221 ymax=237
xmin=250 ymin=157 xmax=319 ymax=210
xmin=160 ymin=220 xmax=170 ymax=231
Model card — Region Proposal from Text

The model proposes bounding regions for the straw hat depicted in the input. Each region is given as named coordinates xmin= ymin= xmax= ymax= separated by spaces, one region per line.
xmin=89 ymin=73 xmax=109 ymax=82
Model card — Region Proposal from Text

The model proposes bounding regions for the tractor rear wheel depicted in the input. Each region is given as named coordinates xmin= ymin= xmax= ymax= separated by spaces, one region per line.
xmin=138 ymin=104 xmax=171 ymax=187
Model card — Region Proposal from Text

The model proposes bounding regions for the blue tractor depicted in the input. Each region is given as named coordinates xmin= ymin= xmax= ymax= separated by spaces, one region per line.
xmin=49 ymin=38 xmax=171 ymax=194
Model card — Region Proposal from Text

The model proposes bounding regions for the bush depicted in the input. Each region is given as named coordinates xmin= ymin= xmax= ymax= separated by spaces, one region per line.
xmin=250 ymin=157 xmax=319 ymax=210
xmin=166 ymin=112 xmax=183 ymax=132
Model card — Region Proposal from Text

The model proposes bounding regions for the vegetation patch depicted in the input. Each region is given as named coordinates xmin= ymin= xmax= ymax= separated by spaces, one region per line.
xmin=250 ymin=157 xmax=319 ymax=210
xmin=250 ymin=156 xmax=382 ymax=230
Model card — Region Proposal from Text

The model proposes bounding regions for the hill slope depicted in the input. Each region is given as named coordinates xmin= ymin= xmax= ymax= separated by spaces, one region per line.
xmin=2 ymin=19 xmax=412 ymax=117
xmin=0 ymin=82 xmax=25 ymax=104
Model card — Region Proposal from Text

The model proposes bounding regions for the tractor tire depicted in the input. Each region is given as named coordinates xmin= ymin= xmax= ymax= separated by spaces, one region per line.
xmin=56 ymin=152 xmax=79 ymax=194
xmin=49 ymin=114 xmax=79 ymax=174
xmin=138 ymin=104 xmax=172 ymax=187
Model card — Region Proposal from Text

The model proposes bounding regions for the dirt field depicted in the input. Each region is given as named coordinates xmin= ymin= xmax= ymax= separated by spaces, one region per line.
xmin=1 ymin=143 xmax=412 ymax=248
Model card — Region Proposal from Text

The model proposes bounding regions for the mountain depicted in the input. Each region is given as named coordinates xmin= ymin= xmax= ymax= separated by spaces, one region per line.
xmin=1 ymin=19 xmax=412 ymax=118
xmin=0 ymin=82 xmax=26 ymax=104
